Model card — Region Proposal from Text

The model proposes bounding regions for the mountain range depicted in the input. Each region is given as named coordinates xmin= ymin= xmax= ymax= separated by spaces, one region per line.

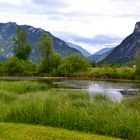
xmin=0 ymin=22 xmax=82 ymax=62
xmin=88 ymin=48 xmax=113 ymax=63
xmin=67 ymin=42 xmax=91 ymax=57
xmin=104 ymin=22 xmax=140 ymax=64
xmin=0 ymin=22 xmax=140 ymax=64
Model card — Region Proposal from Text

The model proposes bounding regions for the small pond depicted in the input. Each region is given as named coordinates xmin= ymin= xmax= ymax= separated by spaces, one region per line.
xmin=1 ymin=77 xmax=140 ymax=102
xmin=48 ymin=79 xmax=140 ymax=102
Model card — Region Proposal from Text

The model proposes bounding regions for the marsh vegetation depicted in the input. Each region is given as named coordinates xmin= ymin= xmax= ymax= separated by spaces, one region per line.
xmin=0 ymin=81 xmax=140 ymax=140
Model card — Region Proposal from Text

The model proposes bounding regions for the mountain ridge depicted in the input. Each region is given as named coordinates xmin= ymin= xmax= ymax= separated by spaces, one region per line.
xmin=67 ymin=42 xmax=91 ymax=57
xmin=103 ymin=22 xmax=140 ymax=64
xmin=88 ymin=48 xmax=114 ymax=63
xmin=0 ymin=22 xmax=82 ymax=62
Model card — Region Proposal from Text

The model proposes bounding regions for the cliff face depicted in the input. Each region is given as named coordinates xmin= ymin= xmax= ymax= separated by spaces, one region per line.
xmin=104 ymin=22 xmax=140 ymax=64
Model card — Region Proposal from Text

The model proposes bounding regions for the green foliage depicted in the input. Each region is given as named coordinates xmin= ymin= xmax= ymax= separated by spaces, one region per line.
xmin=0 ymin=81 xmax=48 ymax=94
xmin=135 ymin=51 xmax=140 ymax=76
xmin=49 ymin=53 xmax=61 ymax=75
xmin=13 ymin=26 xmax=32 ymax=60
xmin=91 ymin=61 xmax=97 ymax=67
xmin=38 ymin=34 xmax=55 ymax=73
xmin=57 ymin=55 xmax=90 ymax=76
xmin=51 ymin=53 xmax=61 ymax=69
xmin=15 ymin=44 xmax=32 ymax=60
xmin=76 ymin=67 xmax=136 ymax=79
xmin=123 ymin=95 xmax=140 ymax=111
xmin=3 ymin=57 xmax=36 ymax=76
xmin=0 ymin=62 xmax=5 ymax=75
xmin=0 ymin=91 xmax=17 ymax=103
xmin=4 ymin=57 xmax=25 ymax=75
xmin=0 ymin=81 xmax=139 ymax=139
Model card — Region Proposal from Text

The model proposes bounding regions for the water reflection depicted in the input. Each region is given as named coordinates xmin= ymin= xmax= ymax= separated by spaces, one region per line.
xmin=50 ymin=80 xmax=140 ymax=102
xmin=88 ymin=84 xmax=123 ymax=102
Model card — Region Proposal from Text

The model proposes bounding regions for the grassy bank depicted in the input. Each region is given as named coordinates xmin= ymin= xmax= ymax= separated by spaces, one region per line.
xmin=0 ymin=81 xmax=139 ymax=139
xmin=74 ymin=68 xmax=137 ymax=80
xmin=0 ymin=65 xmax=138 ymax=81
xmin=0 ymin=123 xmax=122 ymax=140
xmin=0 ymin=81 xmax=48 ymax=94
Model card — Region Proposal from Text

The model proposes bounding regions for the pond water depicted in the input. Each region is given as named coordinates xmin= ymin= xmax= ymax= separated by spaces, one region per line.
xmin=1 ymin=76 xmax=140 ymax=102
xmin=48 ymin=80 xmax=140 ymax=102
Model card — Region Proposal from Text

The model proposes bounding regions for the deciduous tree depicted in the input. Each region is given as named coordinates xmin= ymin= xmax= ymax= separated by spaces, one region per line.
xmin=13 ymin=26 xmax=32 ymax=60
xmin=38 ymin=34 xmax=54 ymax=73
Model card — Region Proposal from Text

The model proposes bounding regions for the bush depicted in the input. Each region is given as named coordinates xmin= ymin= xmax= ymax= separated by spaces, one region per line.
xmin=38 ymin=53 xmax=61 ymax=76
xmin=0 ymin=62 xmax=5 ymax=76
xmin=57 ymin=55 xmax=90 ymax=76
xmin=135 ymin=51 xmax=140 ymax=76
xmin=3 ymin=57 xmax=36 ymax=76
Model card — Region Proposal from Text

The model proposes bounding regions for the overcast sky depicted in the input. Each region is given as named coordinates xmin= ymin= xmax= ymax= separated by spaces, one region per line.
xmin=0 ymin=0 xmax=140 ymax=54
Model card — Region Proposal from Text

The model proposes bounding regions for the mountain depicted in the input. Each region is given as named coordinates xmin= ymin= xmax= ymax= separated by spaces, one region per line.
xmin=88 ymin=48 xmax=113 ymax=63
xmin=67 ymin=42 xmax=91 ymax=57
xmin=0 ymin=55 xmax=7 ymax=61
xmin=0 ymin=22 xmax=82 ymax=62
xmin=104 ymin=22 xmax=140 ymax=64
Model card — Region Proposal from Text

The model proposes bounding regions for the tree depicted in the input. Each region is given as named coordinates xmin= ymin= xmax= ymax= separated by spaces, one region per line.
xmin=135 ymin=51 xmax=140 ymax=75
xmin=38 ymin=34 xmax=55 ymax=73
xmin=13 ymin=26 xmax=32 ymax=60
xmin=57 ymin=55 xmax=90 ymax=76
xmin=4 ymin=57 xmax=36 ymax=76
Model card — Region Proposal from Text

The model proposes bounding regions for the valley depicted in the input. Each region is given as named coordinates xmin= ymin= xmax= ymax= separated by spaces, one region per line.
xmin=0 ymin=16 xmax=140 ymax=140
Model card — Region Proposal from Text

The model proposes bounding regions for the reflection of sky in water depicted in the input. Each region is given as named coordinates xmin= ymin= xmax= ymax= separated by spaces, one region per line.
xmin=88 ymin=84 xmax=123 ymax=102
xmin=51 ymin=80 xmax=140 ymax=102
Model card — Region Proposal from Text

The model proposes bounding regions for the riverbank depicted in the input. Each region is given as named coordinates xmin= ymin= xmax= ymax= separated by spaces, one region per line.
xmin=0 ymin=76 xmax=140 ymax=83
xmin=72 ymin=67 xmax=139 ymax=80
xmin=0 ymin=67 xmax=139 ymax=82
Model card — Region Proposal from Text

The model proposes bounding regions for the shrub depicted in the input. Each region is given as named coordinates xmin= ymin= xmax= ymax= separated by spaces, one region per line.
xmin=0 ymin=62 xmax=5 ymax=76
xmin=3 ymin=57 xmax=36 ymax=76
xmin=57 ymin=55 xmax=90 ymax=76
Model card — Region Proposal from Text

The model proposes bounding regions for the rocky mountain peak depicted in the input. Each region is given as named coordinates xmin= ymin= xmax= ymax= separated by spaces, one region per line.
xmin=134 ymin=22 xmax=140 ymax=33
xmin=103 ymin=22 xmax=140 ymax=64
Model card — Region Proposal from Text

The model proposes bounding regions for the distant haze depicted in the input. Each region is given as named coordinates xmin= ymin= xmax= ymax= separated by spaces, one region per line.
xmin=0 ymin=0 xmax=140 ymax=53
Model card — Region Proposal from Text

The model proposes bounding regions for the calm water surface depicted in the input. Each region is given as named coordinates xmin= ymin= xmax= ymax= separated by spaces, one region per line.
xmin=49 ymin=80 xmax=140 ymax=102
xmin=1 ymin=77 xmax=139 ymax=102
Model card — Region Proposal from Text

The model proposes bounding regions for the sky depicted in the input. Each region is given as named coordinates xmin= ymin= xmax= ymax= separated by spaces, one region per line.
xmin=0 ymin=0 xmax=140 ymax=54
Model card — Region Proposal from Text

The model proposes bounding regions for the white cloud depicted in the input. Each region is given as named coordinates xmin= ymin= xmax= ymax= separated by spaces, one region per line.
xmin=0 ymin=0 xmax=30 ymax=6
xmin=0 ymin=0 xmax=140 ymax=53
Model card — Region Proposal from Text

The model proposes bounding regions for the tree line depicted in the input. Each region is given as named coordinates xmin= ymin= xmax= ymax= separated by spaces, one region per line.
xmin=0 ymin=26 xmax=90 ymax=76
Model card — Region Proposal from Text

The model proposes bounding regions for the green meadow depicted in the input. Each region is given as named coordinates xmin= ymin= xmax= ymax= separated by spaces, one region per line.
xmin=0 ymin=123 xmax=122 ymax=140
xmin=0 ymin=81 xmax=139 ymax=139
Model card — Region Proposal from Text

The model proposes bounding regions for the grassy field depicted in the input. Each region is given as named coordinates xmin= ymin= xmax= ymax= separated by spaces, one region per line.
xmin=0 ymin=81 xmax=48 ymax=94
xmin=0 ymin=123 xmax=122 ymax=140
xmin=0 ymin=81 xmax=139 ymax=140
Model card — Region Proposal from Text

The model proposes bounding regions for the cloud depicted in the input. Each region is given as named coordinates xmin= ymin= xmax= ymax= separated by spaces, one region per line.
xmin=53 ymin=32 xmax=123 ymax=53
xmin=32 ymin=0 xmax=67 ymax=7
xmin=0 ymin=0 xmax=140 ymax=53
xmin=0 ymin=0 xmax=30 ymax=6
xmin=53 ymin=32 xmax=123 ymax=43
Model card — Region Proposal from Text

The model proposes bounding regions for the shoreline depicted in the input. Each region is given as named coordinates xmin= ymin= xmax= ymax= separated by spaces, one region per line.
xmin=0 ymin=76 xmax=140 ymax=83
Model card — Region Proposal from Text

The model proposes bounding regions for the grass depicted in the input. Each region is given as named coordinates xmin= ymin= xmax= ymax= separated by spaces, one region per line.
xmin=0 ymin=81 xmax=139 ymax=139
xmin=123 ymin=95 xmax=140 ymax=111
xmin=0 ymin=81 xmax=48 ymax=94
xmin=0 ymin=123 xmax=122 ymax=140
xmin=74 ymin=67 xmax=136 ymax=80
